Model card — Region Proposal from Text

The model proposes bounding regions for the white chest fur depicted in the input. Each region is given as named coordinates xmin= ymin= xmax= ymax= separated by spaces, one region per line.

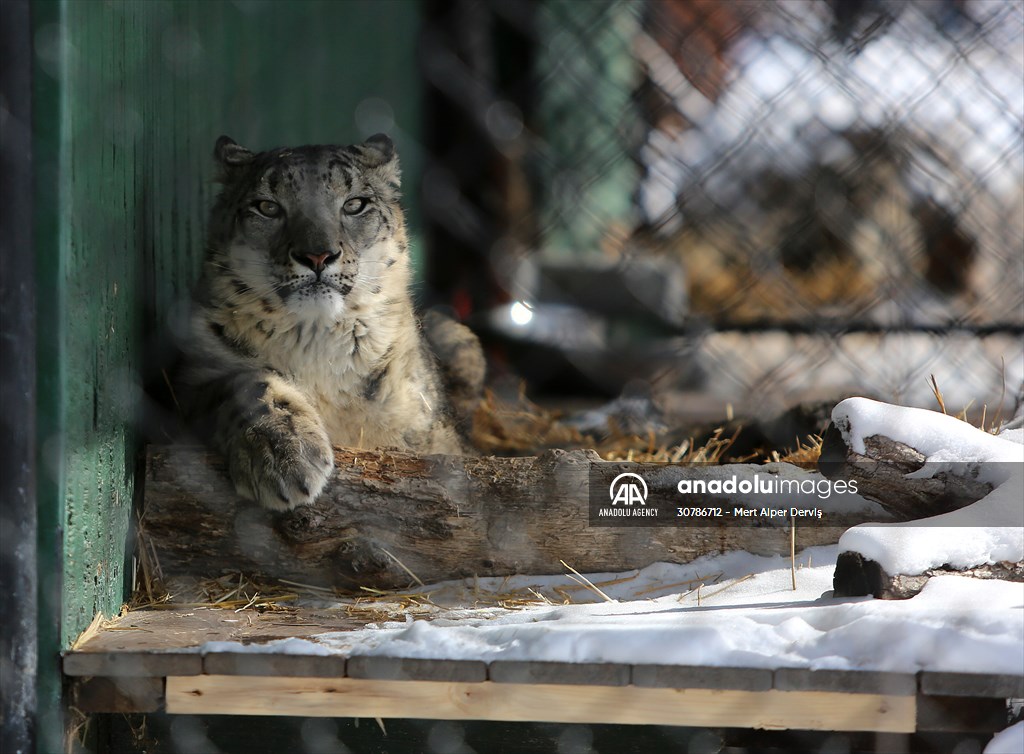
xmin=206 ymin=235 xmax=439 ymax=449
xmin=264 ymin=312 xmax=387 ymax=430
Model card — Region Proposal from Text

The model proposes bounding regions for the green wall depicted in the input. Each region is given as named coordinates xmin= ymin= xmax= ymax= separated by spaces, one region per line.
xmin=32 ymin=0 xmax=422 ymax=744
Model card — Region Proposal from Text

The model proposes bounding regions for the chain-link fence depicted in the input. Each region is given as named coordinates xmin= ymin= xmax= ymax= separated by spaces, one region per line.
xmin=420 ymin=0 xmax=1024 ymax=419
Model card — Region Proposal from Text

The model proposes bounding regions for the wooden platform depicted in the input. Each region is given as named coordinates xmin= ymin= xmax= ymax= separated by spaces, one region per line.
xmin=64 ymin=608 xmax=1021 ymax=734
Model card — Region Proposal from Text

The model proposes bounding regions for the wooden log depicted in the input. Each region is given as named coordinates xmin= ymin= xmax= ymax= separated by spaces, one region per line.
xmin=833 ymin=551 xmax=1024 ymax=600
xmin=820 ymin=421 xmax=1021 ymax=598
xmin=818 ymin=422 xmax=993 ymax=521
xmin=143 ymin=446 xmax=866 ymax=590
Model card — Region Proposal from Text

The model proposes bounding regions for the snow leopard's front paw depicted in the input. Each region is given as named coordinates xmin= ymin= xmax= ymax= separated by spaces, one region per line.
xmin=219 ymin=376 xmax=335 ymax=510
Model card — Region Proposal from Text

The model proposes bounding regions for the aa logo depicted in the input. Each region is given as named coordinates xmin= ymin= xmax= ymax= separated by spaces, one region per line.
xmin=609 ymin=472 xmax=648 ymax=506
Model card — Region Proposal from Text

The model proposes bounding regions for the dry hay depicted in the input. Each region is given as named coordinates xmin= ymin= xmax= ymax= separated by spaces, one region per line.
xmin=768 ymin=434 xmax=824 ymax=465
xmin=930 ymin=370 xmax=1010 ymax=434
xmin=470 ymin=386 xmax=586 ymax=453
xmin=125 ymin=538 xmax=717 ymax=623
xmin=470 ymin=387 xmax=822 ymax=465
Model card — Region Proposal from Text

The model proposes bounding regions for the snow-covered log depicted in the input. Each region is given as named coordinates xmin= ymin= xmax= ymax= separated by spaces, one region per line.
xmin=823 ymin=398 xmax=1024 ymax=599
xmin=833 ymin=551 xmax=1024 ymax=600
xmin=819 ymin=420 xmax=994 ymax=521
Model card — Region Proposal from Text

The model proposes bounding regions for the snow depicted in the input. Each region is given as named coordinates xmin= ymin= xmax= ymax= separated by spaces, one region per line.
xmin=306 ymin=553 xmax=1022 ymax=676
xmin=833 ymin=397 xmax=1024 ymax=575
xmin=195 ymin=545 xmax=1023 ymax=680
xmin=986 ymin=722 xmax=1024 ymax=754
xmin=194 ymin=397 xmax=1022 ymax=696
xmin=832 ymin=397 xmax=1024 ymax=463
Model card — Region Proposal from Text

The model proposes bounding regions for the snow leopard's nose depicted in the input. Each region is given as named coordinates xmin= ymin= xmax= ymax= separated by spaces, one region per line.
xmin=294 ymin=251 xmax=340 ymax=275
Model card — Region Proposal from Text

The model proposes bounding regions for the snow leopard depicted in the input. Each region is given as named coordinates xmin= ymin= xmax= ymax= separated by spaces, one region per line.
xmin=181 ymin=134 xmax=480 ymax=511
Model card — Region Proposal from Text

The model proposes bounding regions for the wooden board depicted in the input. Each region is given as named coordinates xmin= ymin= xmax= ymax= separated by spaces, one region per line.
xmin=62 ymin=607 xmax=368 ymax=677
xmin=66 ymin=607 xmax=369 ymax=652
xmin=165 ymin=675 xmax=918 ymax=733
xmin=919 ymin=671 xmax=1024 ymax=699
xmin=774 ymin=668 xmax=917 ymax=696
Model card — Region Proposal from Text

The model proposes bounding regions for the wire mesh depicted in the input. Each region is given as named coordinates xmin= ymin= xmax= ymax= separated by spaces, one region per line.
xmin=420 ymin=0 xmax=1024 ymax=417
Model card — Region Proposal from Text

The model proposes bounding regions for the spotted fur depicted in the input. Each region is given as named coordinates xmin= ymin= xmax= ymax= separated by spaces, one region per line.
xmin=181 ymin=134 xmax=465 ymax=510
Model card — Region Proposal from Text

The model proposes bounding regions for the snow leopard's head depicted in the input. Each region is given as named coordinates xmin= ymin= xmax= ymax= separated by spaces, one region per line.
xmin=205 ymin=134 xmax=407 ymax=320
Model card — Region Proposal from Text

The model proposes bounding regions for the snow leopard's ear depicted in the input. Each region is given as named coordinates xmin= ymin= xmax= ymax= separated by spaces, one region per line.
xmin=361 ymin=133 xmax=397 ymax=167
xmin=214 ymin=136 xmax=254 ymax=171
xmin=360 ymin=133 xmax=401 ymax=196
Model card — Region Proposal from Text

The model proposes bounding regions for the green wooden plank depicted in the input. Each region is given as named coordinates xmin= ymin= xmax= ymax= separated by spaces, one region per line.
xmin=53 ymin=0 xmax=142 ymax=647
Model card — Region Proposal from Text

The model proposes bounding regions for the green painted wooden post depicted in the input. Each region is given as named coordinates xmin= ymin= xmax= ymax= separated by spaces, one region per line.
xmin=32 ymin=4 xmax=70 ymax=749
xmin=31 ymin=0 xmax=422 ymax=746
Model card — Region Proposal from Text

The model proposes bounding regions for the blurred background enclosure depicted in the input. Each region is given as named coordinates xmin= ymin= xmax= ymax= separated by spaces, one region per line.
xmin=420 ymin=0 xmax=1023 ymax=417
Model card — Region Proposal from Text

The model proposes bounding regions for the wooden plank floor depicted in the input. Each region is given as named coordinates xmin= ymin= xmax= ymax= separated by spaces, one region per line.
xmin=64 ymin=608 xmax=1022 ymax=734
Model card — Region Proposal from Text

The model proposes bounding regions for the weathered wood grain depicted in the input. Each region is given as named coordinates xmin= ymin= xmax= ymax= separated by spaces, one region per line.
xmin=631 ymin=665 xmax=773 ymax=691
xmin=143 ymin=445 xmax=865 ymax=589
xmin=774 ymin=668 xmax=916 ymax=696
xmin=61 ymin=608 xmax=1017 ymax=729
xmin=347 ymin=656 xmax=487 ymax=683
xmin=919 ymin=671 xmax=1024 ymax=699
xmin=62 ymin=608 xmax=370 ymax=677
xmin=63 ymin=650 xmax=201 ymax=678
xmin=818 ymin=424 xmax=993 ymax=520
xmin=489 ymin=660 xmax=630 ymax=686
xmin=203 ymin=653 xmax=347 ymax=679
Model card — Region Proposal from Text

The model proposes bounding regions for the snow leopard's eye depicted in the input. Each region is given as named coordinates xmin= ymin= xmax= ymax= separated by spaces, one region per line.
xmin=342 ymin=197 xmax=369 ymax=215
xmin=252 ymin=200 xmax=282 ymax=218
